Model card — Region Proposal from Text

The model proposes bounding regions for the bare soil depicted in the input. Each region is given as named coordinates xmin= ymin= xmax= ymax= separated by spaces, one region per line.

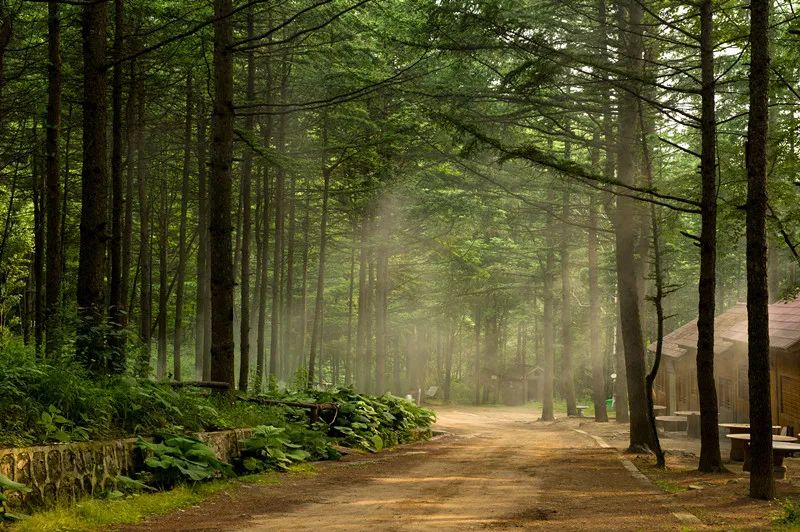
xmin=120 ymin=406 xmax=703 ymax=531
xmin=575 ymin=415 xmax=800 ymax=530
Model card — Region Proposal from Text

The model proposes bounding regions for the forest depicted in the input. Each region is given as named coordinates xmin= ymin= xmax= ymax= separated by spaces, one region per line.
xmin=0 ymin=0 xmax=796 ymax=526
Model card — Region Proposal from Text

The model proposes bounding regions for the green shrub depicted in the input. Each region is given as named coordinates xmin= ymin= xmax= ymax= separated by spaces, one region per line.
xmin=775 ymin=499 xmax=800 ymax=526
xmin=136 ymin=436 xmax=233 ymax=489
xmin=235 ymin=426 xmax=310 ymax=473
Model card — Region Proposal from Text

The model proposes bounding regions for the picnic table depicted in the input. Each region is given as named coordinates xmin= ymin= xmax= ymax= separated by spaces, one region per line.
xmin=742 ymin=440 xmax=800 ymax=479
xmin=656 ymin=415 xmax=687 ymax=432
xmin=676 ymin=410 xmax=701 ymax=438
xmin=718 ymin=423 xmax=782 ymax=435
xmin=725 ymin=433 xmax=797 ymax=462
xmin=575 ymin=405 xmax=588 ymax=417
xmin=653 ymin=405 xmax=667 ymax=415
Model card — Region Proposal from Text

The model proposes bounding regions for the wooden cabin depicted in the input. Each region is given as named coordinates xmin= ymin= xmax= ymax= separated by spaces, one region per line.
xmin=651 ymin=297 xmax=800 ymax=434
xmin=724 ymin=298 xmax=800 ymax=434
xmin=649 ymin=304 xmax=747 ymax=422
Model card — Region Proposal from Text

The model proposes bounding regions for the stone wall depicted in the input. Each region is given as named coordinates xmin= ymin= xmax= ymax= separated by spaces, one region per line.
xmin=0 ymin=428 xmax=253 ymax=509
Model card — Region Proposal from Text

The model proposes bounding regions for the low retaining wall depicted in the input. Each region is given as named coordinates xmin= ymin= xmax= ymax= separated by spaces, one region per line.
xmin=0 ymin=428 xmax=253 ymax=509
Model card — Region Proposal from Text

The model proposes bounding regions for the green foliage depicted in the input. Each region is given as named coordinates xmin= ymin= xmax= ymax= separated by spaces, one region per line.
xmin=775 ymin=499 xmax=800 ymax=526
xmin=136 ymin=436 xmax=233 ymax=489
xmin=0 ymin=473 xmax=31 ymax=521
xmin=235 ymin=426 xmax=311 ymax=473
xmin=38 ymin=405 xmax=89 ymax=443
xmin=260 ymin=387 xmax=435 ymax=452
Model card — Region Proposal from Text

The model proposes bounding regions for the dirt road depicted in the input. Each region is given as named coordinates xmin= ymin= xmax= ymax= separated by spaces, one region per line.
xmin=125 ymin=407 xmax=691 ymax=531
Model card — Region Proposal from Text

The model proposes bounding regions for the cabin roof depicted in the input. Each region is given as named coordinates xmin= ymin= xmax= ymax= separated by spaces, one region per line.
xmin=725 ymin=298 xmax=800 ymax=352
xmin=647 ymin=303 xmax=747 ymax=357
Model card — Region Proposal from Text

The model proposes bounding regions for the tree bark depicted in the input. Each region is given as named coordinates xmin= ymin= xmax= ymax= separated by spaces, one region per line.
xmin=375 ymin=235 xmax=388 ymax=394
xmin=560 ymin=182 xmax=577 ymax=416
xmin=108 ymin=0 xmax=125 ymax=367
xmin=173 ymin=69 xmax=193 ymax=383
xmin=256 ymin=164 xmax=271 ymax=390
xmin=238 ymin=9 xmax=255 ymax=392
xmin=195 ymin=100 xmax=211 ymax=381
xmin=307 ymin=167 xmax=331 ymax=387
xmin=44 ymin=0 xmax=63 ymax=359
xmin=156 ymin=186 xmax=168 ymax=380
xmin=541 ymin=251 xmax=555 ymax=422
xmin=614 ymin=0 xmax=652 ymax=452
xmin=697 ymin=0 xmax=724 ymax=473
xmin=646 ymin=204 xmax=666 ymax=468
xmin=746 ymin=0 xmax=774 ymax=500
xmin=76 ymin=0 xmax=109 ymax=373
xmin=269 ymin=60 xmax=288 ymax=381
xmin=355 ymin=217 xmax=369 ymax=390
xmin=33 ymin=132 xmax=44 ymax=356
xmin=209 ymin=0 xmax=235 ymax=389
xmin=589 ymin=148 xmax=608 ymax=422
xmin=136 ymin=75 xmax=151 ymax=377
xmin=121 ymin=68 xmax=134 ymax=345
xmin=474 ymin=306 xmax=481 ymax=405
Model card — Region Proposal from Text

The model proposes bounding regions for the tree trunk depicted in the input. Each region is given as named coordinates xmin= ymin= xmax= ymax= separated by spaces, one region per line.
xmin=614 ymin=0 xmax=652 ymax=452
xmin=108 ymin=0 xmax=125 ymax=367
xmin=283 ymin=177 xmax=296 ymax=377
xmin=173 ymin=69 xmax=193 ymax=383
xmin=209 ymin=0 xmax=235 ymax=389
xmin=76 ymin=0 xmax=109 ymax=373
xmin=156 ymin=188 xmax=168 ymax=381
xmin=560 ymin=182 xmax=576 ymax=416
xmin=588 ymin=158 xmax=608 ymax=422
xmin=44 ymin=0 xmax=63 ymax=359
xmin=195 ymin=100 xmax=210 ymax=380
xmin=238 ymin=9 xmax=255 ymax=392
xmin=646 ymin=204 xmax=666 ymax=468
xmin=345 ymin=221 xmax=356 ymax=385
xmin=375 ymin=237 xmax=388 ymax=394
xmin=746 ymin=0 xmax=774 ymax=500
xmin=121 ymin=69 xmax=134 ymax=347
xmin=256 ymin=164 xmax=271 ymax=390
xmin=474 ymin=306 xmax=481 ymax=405
xmin=33 ymin=134 xmax=44 ymax=356
xmin=298 ymin=193 xmax=311 ymax=370
xmin=696 ymin=0 xmax=724 ymax=473
xmin=355 ymin=218 xmax=369 ymax=391
xmin=541 ymin=252 xmax=555 ymax=422
xmin=136 ymin=76 xmax=151 ymax=377
xmin=269 ymin=61 xmax=288 ymax=381
xmin=307 ymin=167 xmax=331 ymax=387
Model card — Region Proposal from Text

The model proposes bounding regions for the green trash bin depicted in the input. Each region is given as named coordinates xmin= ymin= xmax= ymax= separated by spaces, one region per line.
xmin=605 ymin=398 xmax=614 ymax=410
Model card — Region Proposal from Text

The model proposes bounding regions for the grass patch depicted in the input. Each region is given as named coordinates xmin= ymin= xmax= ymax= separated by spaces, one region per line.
xmin=12 ymin=464 xmax=318 ymax=531
xmin=10 ymin=466 xmax=314 ymax=531
xmin=774 ymin=498 xmax=800 ymax=528
xmin=653 ymin=478 xmax=688 ymax=494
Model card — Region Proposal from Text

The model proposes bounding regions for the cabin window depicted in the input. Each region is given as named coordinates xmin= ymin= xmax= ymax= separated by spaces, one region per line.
xmin=719 ymin=378 xmax=733 ymax=409
xmin=781 ymin=375 xmax=800 ymax=415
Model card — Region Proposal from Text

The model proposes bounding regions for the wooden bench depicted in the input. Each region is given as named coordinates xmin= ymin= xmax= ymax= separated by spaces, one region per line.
xmin=743 ymin=441 xmax=800 ymax=479
xmin=656 ymin=415 xmax=687 ymax=433
xmin=676 ymin=411 xmax=701 ymax=439
xmin=726 ymin=433 xmax=797 ymax=462
xmin=575 ymin=405 xmax=588 ymax=417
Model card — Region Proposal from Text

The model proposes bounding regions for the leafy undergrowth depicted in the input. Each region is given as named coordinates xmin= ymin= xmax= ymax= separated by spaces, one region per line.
xmin=11 ymin=466 xmax=314 ymax=532
xmin=0 ymin=342 xmax=436 ymax=523
xmin=0 ymin=340 xmax=435 ymax=450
